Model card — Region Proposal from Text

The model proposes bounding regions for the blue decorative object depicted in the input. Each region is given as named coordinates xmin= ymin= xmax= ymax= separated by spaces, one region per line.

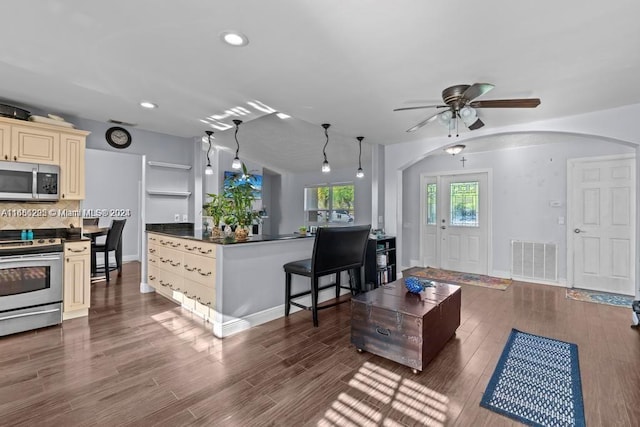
xmin=404 ymin=276 xmax=434 ymax=293
xmin=481 ymin=329 xmax=585 ymax=427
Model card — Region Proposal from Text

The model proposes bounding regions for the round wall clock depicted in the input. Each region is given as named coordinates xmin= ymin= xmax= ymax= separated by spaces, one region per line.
xmin=105 ymin=126 xmax=132 ymax=149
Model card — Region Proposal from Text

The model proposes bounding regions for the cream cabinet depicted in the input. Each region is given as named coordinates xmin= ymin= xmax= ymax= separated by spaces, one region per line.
xmin=60 ymin=133 xmax=86 ymax=200
xmin=0 ymin=116 xmax=89 ymax=200
xmin=63 ymin=240 xmax=91 ymax=320
xmin=147 ymin=232 xmax=217 ymax=314
xmin=0 ymin=123 xmax=10 ymax=160
xmin=11 ymin=125 xmax=60 ymax=164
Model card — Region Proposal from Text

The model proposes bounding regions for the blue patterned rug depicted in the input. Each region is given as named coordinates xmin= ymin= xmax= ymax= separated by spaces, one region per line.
xmin=481 ymin=329 xmax=585 ymax=427
xmin=566 ymin=288 xmax=635 ymax=308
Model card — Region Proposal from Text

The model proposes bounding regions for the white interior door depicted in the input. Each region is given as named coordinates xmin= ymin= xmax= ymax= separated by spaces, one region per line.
xmin=570 ymin=156 xmax=635 ymax=295
xmin=421 ymin=172 xmax=489 ymax=274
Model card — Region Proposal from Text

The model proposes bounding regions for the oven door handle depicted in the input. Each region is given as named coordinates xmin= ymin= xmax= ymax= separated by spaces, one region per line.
xmin=0 ymin=308 xmax=60 ymax=322
xmin=0 ymin=255 xmax=62 ymax=263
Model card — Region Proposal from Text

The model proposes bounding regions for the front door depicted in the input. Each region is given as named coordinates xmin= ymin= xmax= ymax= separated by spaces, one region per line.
xmin=569 ymin=155 xmax=635 ymax=295
xmin=421 ymin=172 xmax=489 ymax=274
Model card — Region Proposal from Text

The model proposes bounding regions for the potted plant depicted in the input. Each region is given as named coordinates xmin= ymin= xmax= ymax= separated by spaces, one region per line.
xmin=225 ymin=163 xmax=261 ymax=241
xmin=204 ymin=193 xmax=229 ymax=238
xmin=298 ymin=226 xmax=307 ymax=236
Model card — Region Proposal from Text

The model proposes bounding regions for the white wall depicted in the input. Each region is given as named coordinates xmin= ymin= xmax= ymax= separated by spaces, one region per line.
xmin=84 ymin=149 xmax=142 ymax=262
xmin=279 ymin=166 xmax=373 ymax=235
xmin=402 ymin=135 xmax=634 ymax=280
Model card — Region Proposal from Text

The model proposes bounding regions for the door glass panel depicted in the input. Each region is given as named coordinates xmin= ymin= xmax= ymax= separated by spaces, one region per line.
xmin=426 ymin=183 xmax=437 ymax=225
xmin=450 ymin=181 xmax=479 ymax=227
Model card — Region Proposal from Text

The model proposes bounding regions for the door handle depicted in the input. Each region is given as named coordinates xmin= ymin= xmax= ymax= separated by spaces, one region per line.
xmin=441 ymin=226 xmax=447 ymax=230
xmin=574 ymin=228 xmax=586 ymax=234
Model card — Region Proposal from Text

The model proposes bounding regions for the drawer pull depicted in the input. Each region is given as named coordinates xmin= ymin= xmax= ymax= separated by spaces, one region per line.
xmin=149 ymin=275 xmax=156 ymax=280
xmin=170 ymin=243 xmax=181 ymax=248
xmin=375 ymin=327 xmax=391 ymax=336
xmin=169 ymin=261 xmax=180 ymax=267
xmin=149 ymin=248 xmax=156 ymax=254
xmin=184 ymin=265 xmax=197 ymax=272
xmin=197 ymin=268 xmax=212 ymax=277
xmin=68 ymin=247 xmax=87 ymax=253
xmin=198 ymin=248 xmax=212 ymax=255
xmin=184 ymin=245 xmax=195 ymax=251
xmin=149 ymin=258 xmax=156 ymax=263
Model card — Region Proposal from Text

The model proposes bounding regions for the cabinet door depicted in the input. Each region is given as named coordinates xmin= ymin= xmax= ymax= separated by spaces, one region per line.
xmin=0 ymin=123 xmax=10 ymax=160
xmin=60 ymin=133 xmax=86 ymax=200
xmin=11 ymin=126 xmax=60 ymax=164
xmin=64 ymin=254 xmax=90 ymax=312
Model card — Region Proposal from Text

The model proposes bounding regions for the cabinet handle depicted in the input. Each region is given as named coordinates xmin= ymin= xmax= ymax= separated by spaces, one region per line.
xmin=198 ymin=248 xmax=212 ymax=255
xmin=169 ymin=261 xmax=180 ymax=267
xmin=375 ymin=327 xmax=391 ymax=336
xmin=62 ymin=194 xmax=65 ymax=199
xmin=4 ymin=155 xmax=7 ymax=160
xmin=149 ymin=275 xmax=156 ymax=280
xmin=184 ymin=265 xmax=197 ymax=272
xmin=13 ymin=156 xmax=17 ymax=161
xmin=197 ymin=268 xmax=211 ymax=277
xmin=68 ymin=248 xmax=86 ymax=253
xmin=149 ymin=258 xmax=156 ymax=263
xmin=184 ymin=245 xmax=195 ymax=251
xmin=66 ymin=258 xmax=69 ymax=263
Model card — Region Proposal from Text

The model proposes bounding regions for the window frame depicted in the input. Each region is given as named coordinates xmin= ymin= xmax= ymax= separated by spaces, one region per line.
xmin=304 ymin=182 xmax=355 ymax=225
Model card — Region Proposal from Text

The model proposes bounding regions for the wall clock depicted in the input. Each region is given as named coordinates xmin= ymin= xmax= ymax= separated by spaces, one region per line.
xmin=105 ymin=126 xmax=132 ymax=149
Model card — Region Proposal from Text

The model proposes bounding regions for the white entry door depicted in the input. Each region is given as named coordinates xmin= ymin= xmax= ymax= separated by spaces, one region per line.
xmin=569 ymin=156 xmax=635 ymax=295
xmin=421 ymin=172 xmax=489 ymax=274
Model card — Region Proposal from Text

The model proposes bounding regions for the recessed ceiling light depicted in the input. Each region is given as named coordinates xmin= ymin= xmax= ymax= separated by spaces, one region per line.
xmin=140 ymin=101 xmax=157 ymax=109
xmin=221 ymin=31 xmax=249 ymax=47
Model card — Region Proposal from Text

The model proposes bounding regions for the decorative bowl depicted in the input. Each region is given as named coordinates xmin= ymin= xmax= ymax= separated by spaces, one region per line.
xmin=404 ymin=276 xmax=435 ymax=294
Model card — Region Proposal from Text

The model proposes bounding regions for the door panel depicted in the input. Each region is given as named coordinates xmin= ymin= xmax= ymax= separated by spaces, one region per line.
xmin=571 ymin=157 xmax=635 ymax=295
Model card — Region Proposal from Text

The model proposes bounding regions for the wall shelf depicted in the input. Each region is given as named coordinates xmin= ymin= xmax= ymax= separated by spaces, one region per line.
xmin=146 ymin=190 xmax=192 ymax=197
xmin=147 ymin=161 xmax=192 ymax=170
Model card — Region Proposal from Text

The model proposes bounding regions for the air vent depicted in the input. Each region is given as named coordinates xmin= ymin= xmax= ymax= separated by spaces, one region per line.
xmin=108 ymin=119 xmax=137 ymax=126
xmin=511 ymin=241 xmax=557 ymax=282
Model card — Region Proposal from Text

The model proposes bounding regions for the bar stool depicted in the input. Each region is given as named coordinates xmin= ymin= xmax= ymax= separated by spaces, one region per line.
xmin=92 ymin=219 xmax=126 ymax=282
xmin=283 ymin=225 xmax=371 ymax=326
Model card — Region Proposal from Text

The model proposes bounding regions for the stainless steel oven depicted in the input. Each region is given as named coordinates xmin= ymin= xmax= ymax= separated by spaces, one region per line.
xmin=0 ymin=239 xmax=63 ymax=336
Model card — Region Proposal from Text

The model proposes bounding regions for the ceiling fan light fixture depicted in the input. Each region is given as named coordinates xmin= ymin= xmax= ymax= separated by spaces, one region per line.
xmin=438 ymin=110 xmax=453 ymax=126
xmin=231 ymin=119 xmax=242 ymax=170
xmin=444 ymin=144 xmax=465 ymax=155
xmin=459 ymin=106 xmax=477 ymax=125
xmin=321 ymin=123 xmax=331 ymax=173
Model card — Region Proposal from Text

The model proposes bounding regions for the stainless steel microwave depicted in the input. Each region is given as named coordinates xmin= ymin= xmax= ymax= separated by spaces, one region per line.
xmin=0 ymin=160 xmax=60 ymax=201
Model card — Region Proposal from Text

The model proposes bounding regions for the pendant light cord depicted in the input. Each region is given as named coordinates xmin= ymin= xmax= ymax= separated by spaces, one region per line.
xmin=322 ymin=123 xmax=330 ymax=162
xmin=233 ymin=121 xmax=241 ymax=158
xmin=357 ymin=136 xmax=363 ymax=169
xmin=205 ymin=130 xmax=213 ymax=164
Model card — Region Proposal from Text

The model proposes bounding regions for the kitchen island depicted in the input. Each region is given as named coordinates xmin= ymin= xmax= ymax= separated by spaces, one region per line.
xmin=144 ymin=224 xmax=346 ymax=337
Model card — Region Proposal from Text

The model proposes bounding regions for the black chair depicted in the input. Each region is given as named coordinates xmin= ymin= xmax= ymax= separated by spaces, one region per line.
xmin=284 ymin=224 xmax=371 ymax=327
xmin=92 ymin=219 xmax=126 ymax=282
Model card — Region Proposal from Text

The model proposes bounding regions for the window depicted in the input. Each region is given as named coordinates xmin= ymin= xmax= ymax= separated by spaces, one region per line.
xmin=426 ymin=183 xmax=437 ymax=225
xmin=304 ymin=183 xmax=355 ymax=224
xmin=450 ymin=181 xmax=479 ymax=227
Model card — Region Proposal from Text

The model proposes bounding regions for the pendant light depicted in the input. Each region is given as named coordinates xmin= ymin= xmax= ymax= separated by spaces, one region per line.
xmin=321 ymin=123 xmax=331 ymax=173
xmin=356 ymin=136 xmax=364 ymax=178
xmin=205 ymin=130 xmax=214 ymax=175
xmin=231 ymin=119 xmax=242 ymax=169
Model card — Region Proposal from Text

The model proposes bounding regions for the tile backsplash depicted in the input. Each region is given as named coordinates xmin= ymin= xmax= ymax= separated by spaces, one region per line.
xmin=0 ymin=200 xmax=81 ymax=230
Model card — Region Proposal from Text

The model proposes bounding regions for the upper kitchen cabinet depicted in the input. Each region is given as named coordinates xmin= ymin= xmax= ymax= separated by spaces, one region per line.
xmin=10 ymin=125 xmax=60 ymax=164
xmin=0 ymin=116 xmax=90 ymax=199
xmin=60 ymin=133 xmax=86 ymax=200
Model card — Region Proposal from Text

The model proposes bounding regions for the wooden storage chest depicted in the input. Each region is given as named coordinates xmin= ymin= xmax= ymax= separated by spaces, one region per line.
xmin=351 ymin=278 xmax=461 ymax=372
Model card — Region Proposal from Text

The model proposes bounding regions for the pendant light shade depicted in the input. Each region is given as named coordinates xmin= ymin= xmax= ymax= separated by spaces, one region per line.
xmin=232 ymin=119 xmax=242 ymax=169
xmin=356 ymin=136 xmax=364 ymax=178
xmin=205 ymin=130 xmax=214 ymax=175
xmin=321 ymin=123 xmax=331 ymax=173
xmin=444 ymin=144 xmax=465 ymax=155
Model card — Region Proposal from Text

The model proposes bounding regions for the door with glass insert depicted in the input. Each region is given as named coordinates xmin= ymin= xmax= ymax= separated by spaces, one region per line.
xmin=422 ymin=172 xmax=488 ymax=274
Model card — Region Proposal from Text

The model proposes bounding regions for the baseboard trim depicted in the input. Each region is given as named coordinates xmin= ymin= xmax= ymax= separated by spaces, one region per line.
xmin=512 ymin=276 xmax=566 ymax=287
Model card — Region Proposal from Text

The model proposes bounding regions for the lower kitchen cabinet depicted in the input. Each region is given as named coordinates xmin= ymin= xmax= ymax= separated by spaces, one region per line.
xmin=63 ymin=240 xmax=91 ymax=319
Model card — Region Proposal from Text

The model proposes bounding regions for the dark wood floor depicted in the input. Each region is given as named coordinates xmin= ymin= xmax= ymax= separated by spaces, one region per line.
xmin=1 ymin=262 xmax=638 ymax=426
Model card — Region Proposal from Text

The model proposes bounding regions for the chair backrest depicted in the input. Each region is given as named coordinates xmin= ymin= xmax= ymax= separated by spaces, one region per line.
xmin=83 ymin=217 xmax=99 ymax=227
xmin=312 ymin=225 xmax=371 ymax=275
xmin=105 ymin=219 xmax=127 ymax=251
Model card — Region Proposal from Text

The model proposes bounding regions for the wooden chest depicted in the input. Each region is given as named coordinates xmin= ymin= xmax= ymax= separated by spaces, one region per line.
xmin=351 ymin=278 xmax=461 ymax=372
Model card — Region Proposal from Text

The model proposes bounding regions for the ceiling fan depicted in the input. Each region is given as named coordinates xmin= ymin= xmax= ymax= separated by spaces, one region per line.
xmin=394 ymin=83 xmax=540 ymax=136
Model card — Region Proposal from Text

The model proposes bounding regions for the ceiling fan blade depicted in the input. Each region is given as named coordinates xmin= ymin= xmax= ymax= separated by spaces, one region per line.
xmin=406 ymin=111 xmax=441 ymax=132
xmin=462 ymin=83 xmax=495 ymax=102
xmin=393 ymin=104 xmax=447 ymax=112
xmin=467 ymin=118 xmax=485 ymax=130
xmin=470 ymin=98 xmax=541 ymax=108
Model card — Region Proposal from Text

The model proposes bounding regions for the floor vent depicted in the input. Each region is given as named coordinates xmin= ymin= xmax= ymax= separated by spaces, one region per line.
xmin=511 ymin=241 xmax=558 ymax=282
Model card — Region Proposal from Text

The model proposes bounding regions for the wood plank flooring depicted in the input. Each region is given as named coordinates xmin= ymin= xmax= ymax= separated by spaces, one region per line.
xmin=1 ymin=262 xmax=638 ymax=426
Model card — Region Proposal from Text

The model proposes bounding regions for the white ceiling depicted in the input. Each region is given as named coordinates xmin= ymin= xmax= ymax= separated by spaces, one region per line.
xmin=2 ymin=1 xmax=640 ymax=172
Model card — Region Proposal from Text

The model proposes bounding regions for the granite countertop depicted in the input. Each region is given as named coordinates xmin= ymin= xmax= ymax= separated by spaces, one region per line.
xmin=145 ymin=223 xmax=314 ymax=245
